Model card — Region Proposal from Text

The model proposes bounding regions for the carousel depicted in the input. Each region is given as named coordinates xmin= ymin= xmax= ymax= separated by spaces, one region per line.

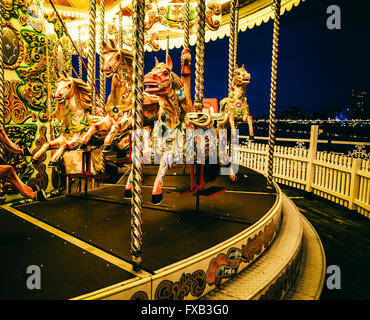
xmin=0 ymin=0 xmax=326 ymax=300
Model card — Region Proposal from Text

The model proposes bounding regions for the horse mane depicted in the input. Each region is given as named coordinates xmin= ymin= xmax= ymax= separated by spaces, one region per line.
xmin=171 ymin=72 xmax=183 ymax=90
xmin=120 ymin=48 xmax=134 ymax=76
xmin=73 ymin=78 xmax=93 ymax=114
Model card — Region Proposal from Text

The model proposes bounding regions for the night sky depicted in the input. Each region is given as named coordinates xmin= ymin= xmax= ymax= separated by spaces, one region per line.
xmin=76 ymin=0 xmax=370 ymax=119
xmin=143 ymin=0 xmax=370 ymax=118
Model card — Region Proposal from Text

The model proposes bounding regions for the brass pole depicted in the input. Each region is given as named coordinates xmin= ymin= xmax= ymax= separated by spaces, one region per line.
xmin=88 ymin=0 xmax=97 ymax=114
xmin=99 ymin=0 xmax=106 ymax=108
xmin=78 ymin=27 xmax=83 ymax=78
xmin=119 ymin=0 xmax=123 ymax=49
xmin=228 ymin=0 xmax=238 ymax=94
xmin=0 ymin=3 xmax=6 ymax=199
xmin=194 ymin=0 xmax=206 ymax=111
xmin=183 ymin=0 xmax=190 ymax=49
xmin=131 ymin=0 xmax=145 ymax=271
xmin=233 ymin=5 xmax=239 ymax=72
xmin=266 ymin=0 xmax=281 ymax=189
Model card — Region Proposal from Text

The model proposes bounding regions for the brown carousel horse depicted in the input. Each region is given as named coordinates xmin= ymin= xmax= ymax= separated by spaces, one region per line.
xmin=78 ymin=39 xmax=159 ymax=152
xmin=124 ymin=54 xmax=212 ymax=204
xmin=218 ymin=65 xmax=254 ymax=139
xmin=32 ymin=71 xmax=94 ymax=167
xmin=0 ymin=126 xmax=46 ymax=201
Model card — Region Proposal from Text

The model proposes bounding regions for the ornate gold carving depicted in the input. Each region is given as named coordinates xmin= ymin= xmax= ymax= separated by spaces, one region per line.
xmin=154 ymin=270 xmax=206 ymax=300
xmin=4 ymin=80 xmax=37 ymax=124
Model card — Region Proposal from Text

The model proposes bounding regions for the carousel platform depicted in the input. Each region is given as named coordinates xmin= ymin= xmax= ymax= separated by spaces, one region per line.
xmin=0 ymin=165 xmax=325 ymax=300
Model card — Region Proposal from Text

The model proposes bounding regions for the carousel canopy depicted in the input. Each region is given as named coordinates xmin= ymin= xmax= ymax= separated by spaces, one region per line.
xmin=43 ymin=0 xmax=306 ymax=51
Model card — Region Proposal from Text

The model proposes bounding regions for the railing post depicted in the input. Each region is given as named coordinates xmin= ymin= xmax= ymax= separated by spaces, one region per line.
xmin=348 ymin=158 xmax=361 ymax=211
xmin=305 ymin=125 xmax=319 ymax=193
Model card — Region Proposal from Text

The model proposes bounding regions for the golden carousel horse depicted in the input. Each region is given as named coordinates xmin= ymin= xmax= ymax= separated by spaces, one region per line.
xmin=124 ymin=54 xmax=212 ymax=204
xmin=32 ymin=71 xmax=94 ymax=167
xmin=78 ymin=39 xmax=159 ymax=152
xmin=218 ymin=65 xmax=254 ymax=139
xmin=0 ymin=126 xmax=46 ymax=201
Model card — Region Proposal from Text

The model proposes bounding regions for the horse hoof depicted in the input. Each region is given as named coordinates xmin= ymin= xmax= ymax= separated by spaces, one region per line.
xmin=48 ymin=161 xmax=57 ymax=168
xmin=151 ymin=193 xmax=163 ymax=205
xmin=23 ymin=147 xmax=32 ymax=157
xmin=36 ymin=189 xmax=47 ymax=201
xmin=124 ymin=189 xmax=132 ymax=199
xmin=77 ymin=143 xmax=87 ymax=151
xmin=102 ymin=145 xmax=112 ymax=153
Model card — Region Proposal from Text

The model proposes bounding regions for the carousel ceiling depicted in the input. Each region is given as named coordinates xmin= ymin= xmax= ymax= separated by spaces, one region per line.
xmin=42 ymin=0 xmax=306 ymax=51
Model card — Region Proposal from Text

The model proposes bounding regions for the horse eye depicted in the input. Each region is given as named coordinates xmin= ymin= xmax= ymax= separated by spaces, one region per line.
xmin=68 ymin=84 xmax=72 ymax=88
xmin=163 ymin=71 xmax=168 ymax=76
xmin=117 ymin=54 xmax=121 ymax=60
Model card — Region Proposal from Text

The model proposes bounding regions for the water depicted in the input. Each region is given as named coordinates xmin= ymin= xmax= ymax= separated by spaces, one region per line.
xmin=238 ymin=122 xmax=370 ymax=155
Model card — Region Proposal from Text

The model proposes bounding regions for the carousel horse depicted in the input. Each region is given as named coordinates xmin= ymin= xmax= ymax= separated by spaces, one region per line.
xmin=32 ymin=71 xmax=94 ymax=167
xmin=218 ymin=65 xmax=254 ymax=139
xmin=0 ymin=126 xmax=46 ymax=201
xmin=124 ymin=55 xmax=212 ymax=204
xmin=78 ymin=39 xmax=159 ymax=152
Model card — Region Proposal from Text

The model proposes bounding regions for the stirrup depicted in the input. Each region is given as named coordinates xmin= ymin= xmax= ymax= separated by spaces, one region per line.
xmin=48 ymin=161 xmax=58 ymax=168
xmin=23 ymin=147 xmax=32 ymax=157
xmin=102 ymin=145 xmax=112 ymax=153
xmin=31 ymin=158 xmax=41 ymax=165
xmin=151 ymin=193 xmax=163 ymax=205
xmin=36 ymin=189 xmax=47 ymax=201
xmin=124 ymin=189 xmax=132 ymax=199
xmin=77 ymin=143 xmax=88 ymax=151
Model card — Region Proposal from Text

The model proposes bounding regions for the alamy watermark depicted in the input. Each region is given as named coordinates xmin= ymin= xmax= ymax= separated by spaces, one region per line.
xmin=26 ymin=265 xmax=41 ymax=290
xmin=326 ymin=5 xmax=341 ymax=30
xmin=131 ymin=125 xmax=240 ymax=176
xmin=326 ymin=265 xmax=341 ymax=290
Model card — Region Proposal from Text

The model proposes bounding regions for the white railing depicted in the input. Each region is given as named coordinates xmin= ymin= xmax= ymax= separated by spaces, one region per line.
xmin=237 ymin=125 xmax=370 ymax=219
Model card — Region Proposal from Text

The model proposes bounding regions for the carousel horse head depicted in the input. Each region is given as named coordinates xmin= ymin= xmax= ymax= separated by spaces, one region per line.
xmin=101 ymin=39 xmax=134 ymax=78
xmin=54 ymin=70 xmax=75 ymax=104
xmin=234 ymin=65 xmax=251 ymax=87
xmin=181 ymin=48 xmax=191 ymax=75
xmin=144 ymin=55 xmax=183 ymax=96
xmin=54 ymin=71 xmax=93 ymax=114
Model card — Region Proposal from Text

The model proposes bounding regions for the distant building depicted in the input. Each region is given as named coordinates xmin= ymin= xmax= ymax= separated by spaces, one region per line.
xmin=346 ymin=90 xmax=368 ymax=119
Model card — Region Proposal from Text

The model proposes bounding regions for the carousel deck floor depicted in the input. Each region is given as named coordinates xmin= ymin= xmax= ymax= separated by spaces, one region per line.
xmin=1 ymin=165 xmax=276 ymax=299
xmin=0 ymin=208 xmax=135 ymax=300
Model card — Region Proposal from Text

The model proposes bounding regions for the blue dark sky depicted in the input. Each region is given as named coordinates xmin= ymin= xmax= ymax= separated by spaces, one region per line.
xmin=144 ymin=0 xmax=370 ymax=118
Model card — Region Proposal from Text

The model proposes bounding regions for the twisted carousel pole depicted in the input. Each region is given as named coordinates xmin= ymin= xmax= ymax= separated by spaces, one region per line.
xmin=78 ymin=27 xmax=83 ymax=78
xmin=233 ymin=4 xmax=239 ymax=72
xmin=183 ymin=0 xmax=190 ymax=49
xmin=266 ymin=0 xmax=281 ymax=189
xmin=99 ymin=0 xmax=106 ymax=108
xmin=193 ymin=0 xmax=206 ymax=212
xmin=88 ymin=0 xmax=97 ymax=114
xmin=165 ymin=29 xmax=169 ymax=59
xmin=194 ymin=0 xmax=206 ymax=111
xmin=0 ymin=4 xmax=6 ymax=198
xmin=131 ymin=0 xmax=145 ymax=271
xmin=119 ymin=0 xmax=123 ymax=49
xmin=228 ymin=0 xmax=238 ymax=94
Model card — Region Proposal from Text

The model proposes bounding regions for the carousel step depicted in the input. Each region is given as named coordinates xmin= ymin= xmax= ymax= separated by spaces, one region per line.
xmin=202 ymin=193 xmax=304 ymax=300
xmin=283 ymin=215 xmax=326 ymax=300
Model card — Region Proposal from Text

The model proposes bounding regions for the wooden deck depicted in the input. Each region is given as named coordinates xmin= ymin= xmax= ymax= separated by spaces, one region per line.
xmin=282 ymin=187 xmax=370 ymax=300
